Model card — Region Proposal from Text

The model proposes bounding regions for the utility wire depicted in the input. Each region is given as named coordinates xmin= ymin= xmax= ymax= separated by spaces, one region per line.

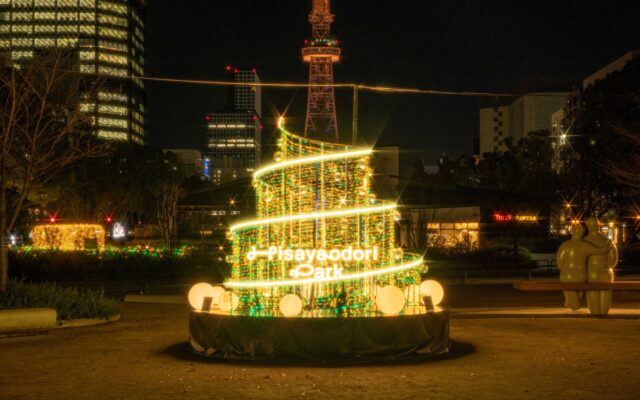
xmin=129 ymin=75 xmax=521 ymax=98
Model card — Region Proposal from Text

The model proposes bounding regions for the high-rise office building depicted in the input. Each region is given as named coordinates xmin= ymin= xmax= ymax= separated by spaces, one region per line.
xmin=205 ymin=66 xmax=261 ymax=185
xmin=479 ymin=93 xmax=566 ymax=155
xmin=0 ymin=0 xmax=146 ymax=143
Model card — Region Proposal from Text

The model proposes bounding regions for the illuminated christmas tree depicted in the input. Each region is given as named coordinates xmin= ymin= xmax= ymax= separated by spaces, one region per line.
xmin=224 ymin=118 xmax=425 ymax=315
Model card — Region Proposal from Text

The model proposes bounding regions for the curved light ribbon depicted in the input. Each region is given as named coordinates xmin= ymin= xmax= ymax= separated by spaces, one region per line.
xmin=224 ymin=258 xmax=423 ymax=288
xmin=253 ymin=148 xmax=372 ymax=180
xmin=229 ymin=203 xmax=396 ymax=233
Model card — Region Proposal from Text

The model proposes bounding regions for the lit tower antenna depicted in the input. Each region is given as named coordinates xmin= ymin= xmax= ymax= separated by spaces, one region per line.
xmin=303 ymin=0 xmax=341 ymax=142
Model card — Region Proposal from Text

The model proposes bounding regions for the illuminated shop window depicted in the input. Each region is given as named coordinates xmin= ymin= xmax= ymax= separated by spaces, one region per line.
xmin=79 ymin=12 xmax=94 ymax=22
xmin=80 ymin=102 xmax=95 ymax=113
xmin=34 ymin=12 xmax=55 ymax=20
xmin=79 ymin=50 xmax=95 ymax=60
xmin=98 ymin=40 xmax=126 ymax=51
xmin=79 ymin=64 xmax=95 ymax=73
xmin=98 ymin=104 xmax=127 ymax=115
xmin=98 ymin=26 xmax=126 ymax=39
xmin=99 ymin=52 xmax=127 ymax=65
xmin=34 ymin=38 xmax=55 ymax=46
xmin=97 ymin=130 xmax=127 ymax=140
xmin=35 ymin=24 xmax=55 ymax=32
xmin=98 ymin=91 xmax=127 ymax=102
xmin=34 ymin=0 xmax=56 ymax=6
xmin=79 ymin=24 xmax=94 ymax=34
xmin=99 ymin=13 xmax=126 ymax=27
xmin=98 ymin=2 xmax=126 ymax=15
xmin=56 ymin=37 xmax=77 ymax=47
xmin=99 ymin=118 xmax=127 ymax=128
xmin=12 ymin=24 xmax=32 ymax=32
xmin=57 ymin=24 xmax=78 ymax=33
xmin=58 ymin=12 xmax=79 ymax=21
xmin=98 ymin=64 xmax=126 ymax=76
xmin=12 ymin=38 xmax=32 ymax=47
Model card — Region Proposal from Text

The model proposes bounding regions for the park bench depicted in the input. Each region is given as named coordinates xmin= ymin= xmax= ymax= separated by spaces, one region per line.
xmin=513 ymin=281 xmax=640 ymax=315
xmin=513 ymin=281 xmax=640 ymax=291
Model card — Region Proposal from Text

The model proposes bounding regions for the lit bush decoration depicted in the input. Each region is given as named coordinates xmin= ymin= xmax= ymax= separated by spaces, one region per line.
xmin=223 ymin=118 xmax=425 ymax=315
xmin=31 ymin=223 xmax=106 ymax=251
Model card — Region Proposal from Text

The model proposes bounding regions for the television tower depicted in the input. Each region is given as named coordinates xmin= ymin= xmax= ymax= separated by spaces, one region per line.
xmin=303 ymin=0 xmax=341 ymax=142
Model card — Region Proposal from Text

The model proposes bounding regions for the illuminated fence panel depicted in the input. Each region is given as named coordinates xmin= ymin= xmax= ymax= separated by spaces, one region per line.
xmin=31 ymin=223 xmax=106 ymax=251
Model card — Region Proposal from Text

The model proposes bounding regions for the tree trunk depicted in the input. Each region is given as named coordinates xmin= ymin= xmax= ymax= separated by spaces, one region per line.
xmin=1 ymin=179 xmax=8 ymax=292
xmin=512 ymin=226 xmax=520 ymax=267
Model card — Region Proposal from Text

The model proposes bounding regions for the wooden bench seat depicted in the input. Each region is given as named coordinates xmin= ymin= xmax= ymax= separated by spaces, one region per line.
xmin=514 ymin=281 xmax=640 ymax=291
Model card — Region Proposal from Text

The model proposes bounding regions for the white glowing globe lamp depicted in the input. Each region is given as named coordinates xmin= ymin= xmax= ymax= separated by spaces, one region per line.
xmin=210 ymin=286 xmax=226 ymax=306
xmin=376 ymin=285 xmax=406 ymax=315
xmin=420 ymin=280 xmax=445 ymax=306
xmin=218 ymin=291 xmax=239 ymax=312
xmin=279 ymin=294 xmax=303 ymax=317
xmin=188 ymin=283 xmax=215 ymax=310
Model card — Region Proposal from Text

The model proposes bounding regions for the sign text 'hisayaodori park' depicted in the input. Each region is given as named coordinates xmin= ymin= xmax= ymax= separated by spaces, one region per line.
xmin=247 ymin=246 xmax=379 ymax=279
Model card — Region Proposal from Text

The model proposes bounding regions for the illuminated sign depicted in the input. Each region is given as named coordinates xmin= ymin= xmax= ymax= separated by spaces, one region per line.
xmin=112 ymin=222 xmax=126 ymax=239
xmin=493 ymin=213 xmax=538 ymax=223
xmin=247 ymin=246 xmax=379 ymax=263
xmin=247 ymin=246 xmax=378 ymax=281
xmin=289 ymin=264 xmax=344 ymax=279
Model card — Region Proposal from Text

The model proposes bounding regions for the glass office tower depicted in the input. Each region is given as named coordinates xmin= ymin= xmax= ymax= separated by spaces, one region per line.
xmin=0 ymin=0 xmax=146 ymax=143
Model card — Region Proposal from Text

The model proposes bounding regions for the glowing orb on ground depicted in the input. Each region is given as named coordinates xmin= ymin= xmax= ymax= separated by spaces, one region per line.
xmin=279 ymin=294 xmax=303 ymax=317
xmin=188 ymin=283 xmax=215 ymax=310
xmin=420 ymin=280 xmax=445 ymax=306
xmin=218 ymin=291 xmax=239 ymax=312
xmin=210 ymin=286 xmax=226 ymax=306
xmin=375 ymin=285 xmax=406 ymax=315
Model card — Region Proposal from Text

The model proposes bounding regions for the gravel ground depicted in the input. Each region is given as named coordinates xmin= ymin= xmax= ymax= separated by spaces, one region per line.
xmin=1 ymin=284 xmax=640 ymax=400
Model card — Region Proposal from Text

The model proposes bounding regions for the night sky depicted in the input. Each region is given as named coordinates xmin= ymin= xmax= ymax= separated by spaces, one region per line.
xmin=146 ymin=0 xmax=638 ymax=169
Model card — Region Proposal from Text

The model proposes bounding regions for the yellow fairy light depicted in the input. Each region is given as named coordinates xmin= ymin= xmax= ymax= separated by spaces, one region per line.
xmin=225 ymin=258 xmax=424 ymax=288
xmin=229 ymin=203 xmax=396 ymax=233
xmin=224 ymin=120 xmax=424 ymax=314
xmin=253 ymin=148 xmax=373 ymax=179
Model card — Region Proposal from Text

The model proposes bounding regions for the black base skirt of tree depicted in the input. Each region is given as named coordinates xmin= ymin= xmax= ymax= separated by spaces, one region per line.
xmin=189 ymin=310 xmax=450 ymax=362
